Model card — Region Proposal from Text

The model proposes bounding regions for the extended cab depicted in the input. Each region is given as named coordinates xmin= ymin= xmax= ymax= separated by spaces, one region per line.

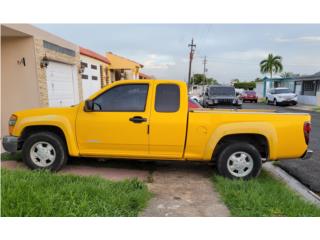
xmin=3 ymin=80 xmax=313 ymax=179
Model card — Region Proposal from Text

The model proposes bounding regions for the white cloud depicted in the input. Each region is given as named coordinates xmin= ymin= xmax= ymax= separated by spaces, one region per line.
xmin=221 ymin=49 xmax=269 ymax=61
xmin=274 ymin=36 xmax=320 ymax=43
xmin=142 ymin=54 xmax=176 ymax=69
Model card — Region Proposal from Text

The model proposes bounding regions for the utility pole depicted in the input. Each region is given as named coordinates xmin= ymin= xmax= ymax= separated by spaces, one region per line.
xmin=187 ymin=38 xmax=196 ymax=90
xmin=203 ymin=56 xmax=207 ymax=84
xmin=202 ymin=56 xmax=207 ymax=96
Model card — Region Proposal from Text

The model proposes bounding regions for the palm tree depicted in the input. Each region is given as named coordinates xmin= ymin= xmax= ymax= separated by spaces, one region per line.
xmin=260 ymin=54 xmax=283 ymax=79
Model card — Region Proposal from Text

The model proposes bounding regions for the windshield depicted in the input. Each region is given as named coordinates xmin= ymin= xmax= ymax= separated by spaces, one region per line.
xmin=274 ymin=89 xmax=292 ymax=94
xmin=245 ymin=91 xmax=256 ymax=94
xmin=209 ymin=86 xmax=235 ymax=96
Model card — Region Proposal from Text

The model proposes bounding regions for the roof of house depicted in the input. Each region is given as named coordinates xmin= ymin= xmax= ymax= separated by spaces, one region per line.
xmin=139 ymin=72 xmax=153 ymax=79
xmin=80 ymin=47 xmax=111 ymax=64
xmin=106 ymin=52 xmax=143 ymax=69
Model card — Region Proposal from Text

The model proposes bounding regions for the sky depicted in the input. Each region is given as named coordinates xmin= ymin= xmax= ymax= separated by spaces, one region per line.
xmin=37 ymin=24 xmax=320 ymax=84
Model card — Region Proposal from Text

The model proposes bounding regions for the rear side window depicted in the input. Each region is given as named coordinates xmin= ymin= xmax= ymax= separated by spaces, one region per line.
xmin=93 ymin=84 xmax=149 ymax=112
xmin=155 ymin=84 xmax=180 ymax=112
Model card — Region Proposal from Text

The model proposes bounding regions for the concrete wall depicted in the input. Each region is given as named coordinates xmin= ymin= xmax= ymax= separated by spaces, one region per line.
xmin=1 ymin=37 xmax=40 ymax=136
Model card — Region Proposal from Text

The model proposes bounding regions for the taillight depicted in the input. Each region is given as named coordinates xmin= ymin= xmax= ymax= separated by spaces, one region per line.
xmin=303 ymin=122 xmax=311 ymax=144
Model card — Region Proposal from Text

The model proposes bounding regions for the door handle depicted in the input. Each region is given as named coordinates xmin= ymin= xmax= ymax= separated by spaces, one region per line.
xmin=129 ymin=116 xmax=147 ymax=123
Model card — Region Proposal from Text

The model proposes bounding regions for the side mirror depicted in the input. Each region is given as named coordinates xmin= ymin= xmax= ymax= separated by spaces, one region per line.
xmin=84 ymin=99 xmax=94 ymax=112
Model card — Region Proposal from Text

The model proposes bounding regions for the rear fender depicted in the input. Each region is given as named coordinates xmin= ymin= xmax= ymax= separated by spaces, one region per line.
xmin=204 ymin=122 xmax=278 ymax=160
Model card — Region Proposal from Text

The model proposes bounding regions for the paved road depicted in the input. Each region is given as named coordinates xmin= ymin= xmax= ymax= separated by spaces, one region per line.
xmin=242 ymin=103 xmax=320 ymax=193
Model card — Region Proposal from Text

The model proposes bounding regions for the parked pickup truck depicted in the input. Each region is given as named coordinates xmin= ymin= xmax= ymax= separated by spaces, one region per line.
xmin=3 ymin=80 xmax=313 ymax=179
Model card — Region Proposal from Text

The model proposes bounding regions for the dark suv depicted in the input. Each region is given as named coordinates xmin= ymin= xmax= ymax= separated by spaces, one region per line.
xmin=202 ymin=85 xmax=242 ymax=108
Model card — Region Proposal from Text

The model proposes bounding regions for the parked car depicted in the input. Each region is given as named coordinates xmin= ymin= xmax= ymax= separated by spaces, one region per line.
xmin=202 ymin=85 xmax=242 ymax=108
xmin=240 ymin=90 xmax=258 ymax=103
xmin=3 ymin=80 xmax=312 ymax=179
xmin=188 ymin=97 xmax=202 ymax=109
xmin=190 ymin=95 xmax=201 ymax=104
xmin=266 ymin=88 xmax=298 ymax=106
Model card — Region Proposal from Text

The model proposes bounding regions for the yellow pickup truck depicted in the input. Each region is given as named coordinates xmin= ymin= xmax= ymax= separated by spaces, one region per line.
xmin=2 ymin=79 xmax=313 ymax=179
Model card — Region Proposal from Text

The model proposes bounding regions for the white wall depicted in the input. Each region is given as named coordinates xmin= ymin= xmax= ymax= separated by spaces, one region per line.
xmin=297 ymin=95 xmax=317 ymax=105
xmin=80 ymin=55 xmax=102 ymax=99
xmin=255 ymin=82 xmax=264 ymax=98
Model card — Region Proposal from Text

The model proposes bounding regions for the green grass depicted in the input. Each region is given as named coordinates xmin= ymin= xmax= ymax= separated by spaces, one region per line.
xmin=1 ymin=151 xmax=22 ymax=161
xmin=1 ymin=168 xmax=152 ymax=217
xmin=313 ymin=106 xmax=320 ymax=112
xmin=212 ymin=171 xmax=320 ymax=217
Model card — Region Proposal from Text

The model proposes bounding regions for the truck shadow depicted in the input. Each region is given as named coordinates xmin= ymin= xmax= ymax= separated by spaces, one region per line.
xmin=68 ymin=157 xmax=214 ymax=178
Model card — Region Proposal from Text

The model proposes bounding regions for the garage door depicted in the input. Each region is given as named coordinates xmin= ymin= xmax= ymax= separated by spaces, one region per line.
xmin=46 ymin=61 xmax=79 ymax=107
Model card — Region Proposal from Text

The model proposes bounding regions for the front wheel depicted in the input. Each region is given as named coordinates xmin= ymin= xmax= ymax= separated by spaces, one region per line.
xmin=216 ymin=142 xmax=262 ymax=179
xmin=273 ymin=99 xmax=277 ymax=106
xmin=22 ymin=132 xmax=68 ymax=171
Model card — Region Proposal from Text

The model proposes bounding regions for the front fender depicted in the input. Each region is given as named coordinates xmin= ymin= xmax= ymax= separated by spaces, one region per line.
xmin=13 ymin=115 xmax=79 ymax=156
xmin=203 ymin=122 xmax=278 ymax=160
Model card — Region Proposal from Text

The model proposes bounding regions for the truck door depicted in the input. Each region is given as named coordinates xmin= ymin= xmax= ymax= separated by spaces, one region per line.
xmin=149 ymin=82 xmax=188 ymax=159
xmin=76 ymin=82 xmax=152 ymax=158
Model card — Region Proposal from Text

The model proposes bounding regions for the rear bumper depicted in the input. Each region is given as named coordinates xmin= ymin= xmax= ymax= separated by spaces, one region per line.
xmin=278 ymin=100 xmax=297 ymax=105
xmin=301 ymin=149 xmax=313 ymax=160
xmin=2 ymin=136 xmax=19 ymax=152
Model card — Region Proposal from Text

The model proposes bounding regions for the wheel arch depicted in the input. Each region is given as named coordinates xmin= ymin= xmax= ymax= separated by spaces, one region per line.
xmin=19 ymin=125 xmax=79 ymax=156
xmin=203 ymin=122 xmax=278 ymax=161
xmin=211 ymin=133 xmax=269 ymax=162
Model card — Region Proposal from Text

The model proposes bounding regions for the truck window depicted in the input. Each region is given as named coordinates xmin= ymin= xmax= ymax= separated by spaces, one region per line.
xmin=93 ymin=84 xmax=149 ymax=112
xmin=155 ymin=84 xmax=180 ymax=112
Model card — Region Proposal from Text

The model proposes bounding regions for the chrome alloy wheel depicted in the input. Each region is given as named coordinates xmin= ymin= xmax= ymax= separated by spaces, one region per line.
xmin=227 ymin=151 xmax=254 ymax=177
xmin=30 ymin=141 xmax=56 ymax=167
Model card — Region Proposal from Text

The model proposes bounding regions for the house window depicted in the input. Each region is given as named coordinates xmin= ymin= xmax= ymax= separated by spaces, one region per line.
xmin=302 ymin=81 xmax=316 ymax=96
xmin=81 ymin=62 xmax=88 ymax=68
xmin=91 ymin=64 xmax=97 ymax=70
xmin=92 ymin=76 xmax=98 ymax=80
xmin=82 ymin=74 xmax=88 ymax=79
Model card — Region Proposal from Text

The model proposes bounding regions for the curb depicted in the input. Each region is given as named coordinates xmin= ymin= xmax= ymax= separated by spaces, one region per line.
xmin=263 ymin=162 xmax=320 ymax=207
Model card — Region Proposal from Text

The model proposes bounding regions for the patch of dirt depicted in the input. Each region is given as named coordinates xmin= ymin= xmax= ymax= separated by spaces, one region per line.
xmin=140 ymin=162 xmax=230 ymax=217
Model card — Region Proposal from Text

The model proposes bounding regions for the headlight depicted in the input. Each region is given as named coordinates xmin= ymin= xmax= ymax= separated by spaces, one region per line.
xmin=8 ymin=115 xmax=17 ymax=135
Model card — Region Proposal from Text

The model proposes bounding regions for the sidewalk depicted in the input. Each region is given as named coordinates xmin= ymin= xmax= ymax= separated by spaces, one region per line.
xmin=287 ymin=104 xmax=319 ymax=112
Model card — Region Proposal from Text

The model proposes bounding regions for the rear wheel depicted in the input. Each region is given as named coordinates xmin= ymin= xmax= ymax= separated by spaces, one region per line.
xmin=216 ymin=142 xmax=262 ymax=179
xmin=22 ymin=132 xmax=67 ymax=171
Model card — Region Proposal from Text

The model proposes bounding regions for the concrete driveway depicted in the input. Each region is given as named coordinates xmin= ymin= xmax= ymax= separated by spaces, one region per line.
xmin=242 ymin=102 xmax=320 ymax=193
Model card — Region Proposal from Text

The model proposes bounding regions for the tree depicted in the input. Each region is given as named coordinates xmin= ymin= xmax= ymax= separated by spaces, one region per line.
xmin=233 ymin=81 xmax=256 ymax=90
xmin=230 ymin=78 xmax=240 ymax=85
xmin=260 ymin=54 xmax=283 ymax=79
xmin=191 ymin=74 xmax=219 ymax=85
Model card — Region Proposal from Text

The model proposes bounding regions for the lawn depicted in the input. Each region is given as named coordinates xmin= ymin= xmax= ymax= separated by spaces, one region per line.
xmin=1 ymin=151 xmax=22 ymax=161
xmin=213 ymin=170 xmax=320 ymax=217
xmin=1 ymin=168 xmax=151 ymax=217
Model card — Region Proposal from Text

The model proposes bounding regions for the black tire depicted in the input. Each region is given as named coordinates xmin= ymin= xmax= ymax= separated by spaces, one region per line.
xmin=273 ymin=99 xmax=277 ymax=106
xmin=216 ymin=142 xmax=262 ymax=180
xmin=22 ymin=131 xmax=68 ymax=171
